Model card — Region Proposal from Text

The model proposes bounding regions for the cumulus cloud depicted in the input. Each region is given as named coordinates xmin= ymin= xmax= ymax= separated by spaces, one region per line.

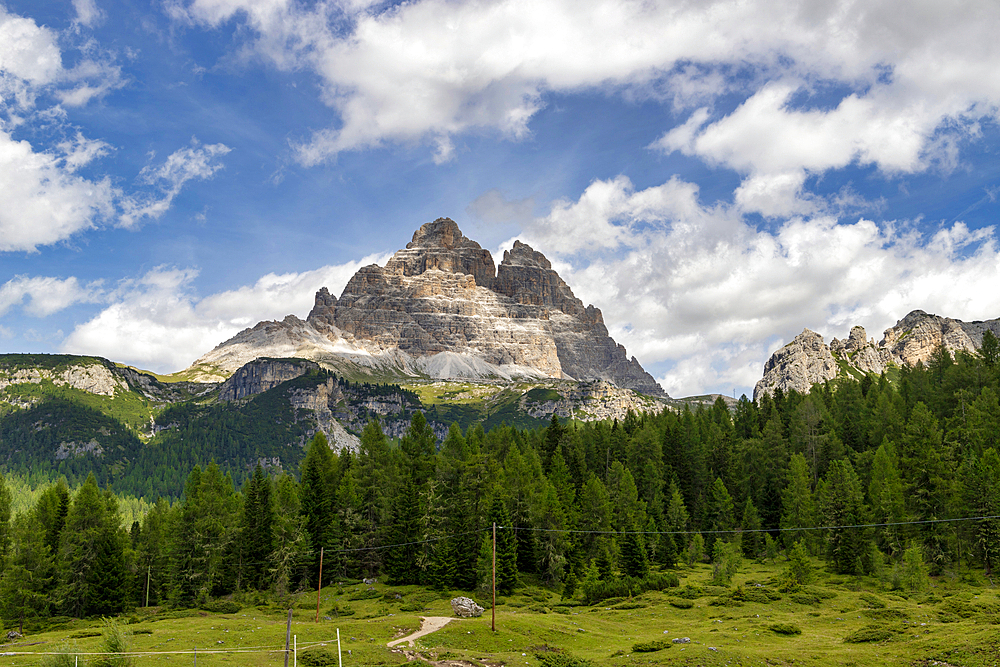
xmin=0 ymin=127 xmax=117 ymax=252
xmin=0 ymin=129 xmax=230 ymax=252
xmin=513 ymin=176 xmax=1000 ymax=396
xmin=0 ymin=275 xmax=103 ymax=317
xmin=61 ymin=254 xmax=391 ymax=373
xmin=169 ymin=0 xmax=1000 ymax=182
xmin=0 ymin=5 xmax=204 ymax=252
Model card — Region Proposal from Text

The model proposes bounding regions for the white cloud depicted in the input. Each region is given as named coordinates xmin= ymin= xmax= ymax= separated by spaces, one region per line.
xmin=72 ymin=0 xmax=104 ymax=27
xmin=0 ymin=129 xmax=228 ymax=252
xmin=0 ymin=275 xmax=102 ymax=317
xmin=0 ymin=8 xmax=62 ymax=87
xmin=515 ymin=176 xmax=1000 ymax=397
xmin=61 ymin=254 xmax=391 ymax=373
xmin=170 ymin=0 xmax=1000 ymax=179
xmin=119 ymin=140 xmax=232 ymax=227
xmin=0 ymin=127 xmax=117 ymax=252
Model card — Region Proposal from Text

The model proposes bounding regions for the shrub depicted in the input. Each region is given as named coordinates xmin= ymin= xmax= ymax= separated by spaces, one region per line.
xmin=201 ymin=600 xmax=242 ymax=614
xmin=92 ymin=617 xmax=132 ymax=667
xmin=675 ymin=585 xmax=706 ymax=599
xmin=843 ymin=624 xmax=900 ymax=643
xmin=348 ymin=588 xmax=380 ymax=601
xmin=534 ymin=652 xmax=593 ymax=667
xmin=859 ymin=593 xmax=886 ymax=609
xmin=769 ymin=623 xmax=802 ymax=635
xmin=299 ymin=649 xmax=339 ymax=667
xmin=711 ymin=541 xmax=743 ymax=586
xmin=862 ymin=608 xmax=909 ymax=621
xmin=41 ymin=644 xmax=81 ymax=667
xmin=731 ymin=586 xmax=776 ymax=604
xmin=786 ymin=542 xmax=813 ymax=585
xmin=579 ymin=572 xmax=678 ymax=605
xmin=631 ymin=639 xmax=671 ymax=652
xmin=668 ymin=598 xmax=694 ymax=609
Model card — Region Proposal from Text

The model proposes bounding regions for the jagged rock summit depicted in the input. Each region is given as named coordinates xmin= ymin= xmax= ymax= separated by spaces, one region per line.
xmin=755 ymin=310 xmax=1000 ymax=400
xmin=189 ymin=218 xmax=666 ymax=397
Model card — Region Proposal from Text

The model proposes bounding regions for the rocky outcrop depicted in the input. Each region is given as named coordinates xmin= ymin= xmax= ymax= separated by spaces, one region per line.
xmin=450 ymin=597 xmax=484 ymax=618
xmin=830 ymin=325 xmax=891 ymax=375
xmin=219 ymin=358 xmax=319 ymax=401
xmin=194 ymin=217 xmax=666 ymax=397
xmin=755 ymin=311 xmax=1000 ymax=400
xmin=754 ymin=329 xmax=839 ymax=400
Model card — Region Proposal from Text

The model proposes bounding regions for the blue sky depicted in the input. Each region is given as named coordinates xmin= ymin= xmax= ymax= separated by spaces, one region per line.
xmin=2 ymin=0 xmax=1000 ymax=399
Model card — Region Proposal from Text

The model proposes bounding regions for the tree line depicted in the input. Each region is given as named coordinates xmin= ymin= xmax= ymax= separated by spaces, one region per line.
xmin=1 ymin=333 xmax=999 ymax=628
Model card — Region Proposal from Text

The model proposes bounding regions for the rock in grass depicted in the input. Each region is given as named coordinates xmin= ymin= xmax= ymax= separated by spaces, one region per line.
xmin=451 ymin=597 xmax=484 ymax=618
xmin=671 ymin=637 xmax=691 ymax=644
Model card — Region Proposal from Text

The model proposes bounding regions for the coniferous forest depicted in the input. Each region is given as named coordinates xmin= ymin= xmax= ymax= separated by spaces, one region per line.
xmin=1 ymin=337 xmax=999 ymax=631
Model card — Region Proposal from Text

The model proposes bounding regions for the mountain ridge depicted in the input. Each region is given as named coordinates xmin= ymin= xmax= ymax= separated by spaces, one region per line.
xmin=755 ymin=309 xmax=1000 ymax=400
xmin=188 ymin=218 xmax=666 ymax=397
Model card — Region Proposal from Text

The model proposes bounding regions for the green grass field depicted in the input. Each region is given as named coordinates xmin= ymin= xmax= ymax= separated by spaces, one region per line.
xmin=3 ymin=558 xmax=998 ymax=667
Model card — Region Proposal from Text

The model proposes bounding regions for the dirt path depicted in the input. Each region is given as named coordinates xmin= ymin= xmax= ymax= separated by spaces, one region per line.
xmin=387 ymin=617 xmax=455 ymax=648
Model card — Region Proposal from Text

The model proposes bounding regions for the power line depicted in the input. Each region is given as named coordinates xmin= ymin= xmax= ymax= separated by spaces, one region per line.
xmin=503 ymin=514 xmax=1000 ymax=536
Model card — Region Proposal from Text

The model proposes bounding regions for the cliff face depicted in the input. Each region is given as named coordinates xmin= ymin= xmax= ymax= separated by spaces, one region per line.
xmin=754 ymin=311 xmax=1000 ymax=400
xmin=219 ymin=358 xmax=319 ymax=402
xmin=196 ymin=217 xmax=666 ymax=396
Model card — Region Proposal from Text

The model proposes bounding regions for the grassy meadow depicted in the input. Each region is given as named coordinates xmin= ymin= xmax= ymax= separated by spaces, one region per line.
xmin=3 ymin=557 xmax=998 ymax=667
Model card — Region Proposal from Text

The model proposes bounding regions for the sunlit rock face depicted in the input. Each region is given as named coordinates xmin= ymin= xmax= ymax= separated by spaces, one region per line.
xmin=193 ymin=218 xmax=667 ymax=397
xmin=755 ymin=311 xmax=1000 ymax=401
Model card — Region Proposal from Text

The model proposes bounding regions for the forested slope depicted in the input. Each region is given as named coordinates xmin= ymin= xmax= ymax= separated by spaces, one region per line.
xmin=1 ymin=337 xmax=999 ymax=625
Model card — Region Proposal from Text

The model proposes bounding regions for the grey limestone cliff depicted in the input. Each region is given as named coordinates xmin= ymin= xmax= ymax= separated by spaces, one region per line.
xmin=755 ymin=310 xmax=1000 ymax=400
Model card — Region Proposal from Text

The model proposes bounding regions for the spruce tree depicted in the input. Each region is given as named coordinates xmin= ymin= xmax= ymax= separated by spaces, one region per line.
xmin=780 ymin=453 xmax=816 ymax=552
xmin=487 ymin=495 xmax=518 ymax=595
xmin=619 ymin=526 xmax=649 ymax=578
xmin=300 ymin=432 xmax=335 ymax=583
xmin=704 ymin=477 xmax=734 ymax=553
xmin=58 ymin=474 xmax=130 ymax=617
xmin=239 ymin=464 xmax=276 ymax=590
xmin=740 ymin=498 xmax=763 ymax=559
xmin=868 ymin=440 xmax=906 ymax=556
xmin=0 ymin=514 xmax=54 ymax=632
xmin=820 ymin=459 xmax=868 ymax=575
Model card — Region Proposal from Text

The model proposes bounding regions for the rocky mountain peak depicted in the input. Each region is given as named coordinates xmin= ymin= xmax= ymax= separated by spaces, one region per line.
xmin=194 ymin=217 xmax=666 ymax=397
xmin=406 ymin=217 xmax=475 ymax=250
xmin=755 ymin=309 xmax=1000 ymax=401
xmin=384 ymin=217 xmax=496 ymax=289
xmin=502 ymin=240 xmax=552 ymax=270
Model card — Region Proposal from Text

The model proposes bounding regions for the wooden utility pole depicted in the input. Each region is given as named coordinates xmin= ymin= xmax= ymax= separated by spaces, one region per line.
xmin=315 ymin=547 xmax=324 ymax=622
xmin=284 ymin=609 xmax=293 ymax=667
xmin=145 ymin=565 xmax=151 ymax=607
xmin=492 ymin=522 xmax=496 ymax=632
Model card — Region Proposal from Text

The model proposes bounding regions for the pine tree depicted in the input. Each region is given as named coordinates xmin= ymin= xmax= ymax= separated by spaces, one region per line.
xmin=239 ymin=464 xmax=276 ymax=590
xmin=820 ymin=459 xmax=868 ymax=575
xmin=619 ymin=525 xmax=649 ymax=578
xmin=739 ymin=498 xmax=763 ymax=559
xmin=487 ymin=495 xmax=518 ymax=595
xmin=58 ymin=474 xmax=130 ymax=617
xmin=300 ymin=432 xmax=336 ymax=583
xmin=780 ymin=453 xmax=816 ymax=552
xmin=868 ymin=440 xmax=906 ymax=556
